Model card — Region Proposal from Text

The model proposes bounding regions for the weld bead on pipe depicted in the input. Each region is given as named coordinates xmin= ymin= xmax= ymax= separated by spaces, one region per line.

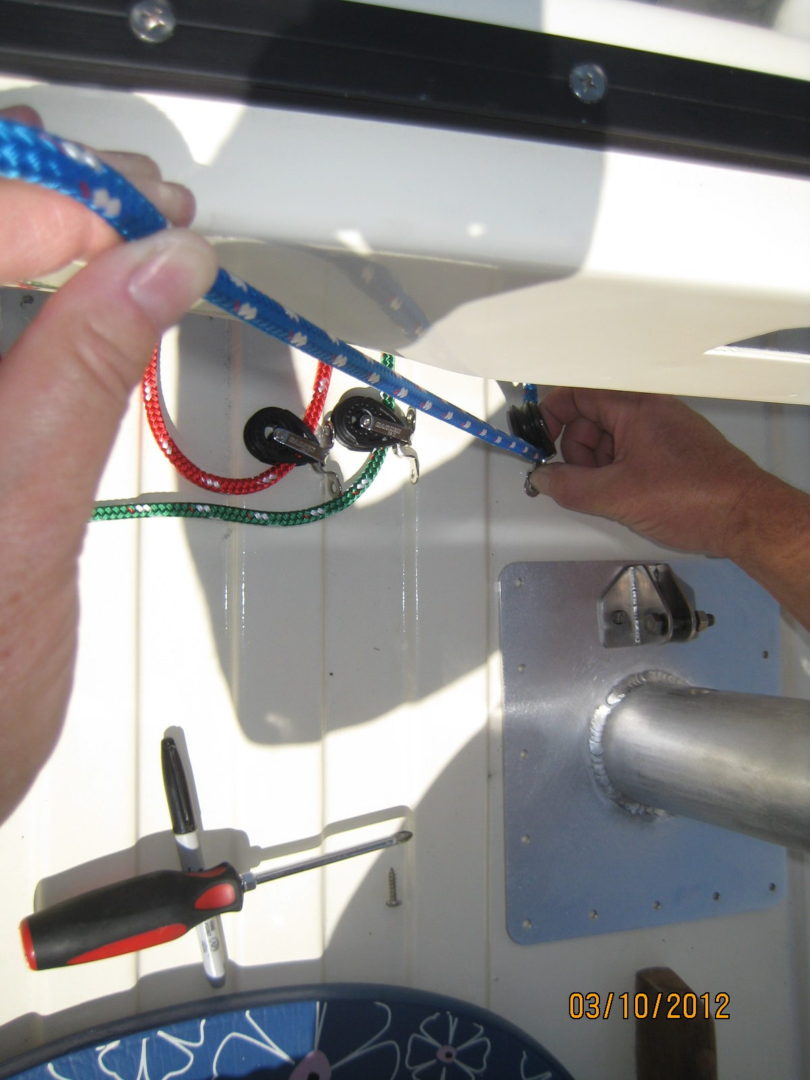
xmin=593 ymin=674 xmax=810 ymax=851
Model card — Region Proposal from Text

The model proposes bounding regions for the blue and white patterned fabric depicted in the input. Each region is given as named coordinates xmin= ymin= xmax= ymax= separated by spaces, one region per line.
xmin=1 ymin=984 xmax=574 ymax=1080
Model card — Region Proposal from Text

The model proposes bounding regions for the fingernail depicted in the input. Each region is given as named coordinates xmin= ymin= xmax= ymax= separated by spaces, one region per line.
xmin=127 ymin=230 xmax=217 ymax=332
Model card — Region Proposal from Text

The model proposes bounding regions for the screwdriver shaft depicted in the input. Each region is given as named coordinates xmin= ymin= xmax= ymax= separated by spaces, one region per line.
xmin=245 ymin=829 xmax=412 ymax=889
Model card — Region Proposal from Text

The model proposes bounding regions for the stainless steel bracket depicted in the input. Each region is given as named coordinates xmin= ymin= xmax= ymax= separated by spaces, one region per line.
xmin=499 ymin=559 xmax=784 ymax=945
xmin=598 ymin=563 xmax=714 ymax=647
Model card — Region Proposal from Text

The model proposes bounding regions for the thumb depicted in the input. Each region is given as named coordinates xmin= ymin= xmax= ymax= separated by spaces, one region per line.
xmin=529 ymin=461 xmax=625 ymax=519
xmin=0 ymin=229 xmax=216 ymax=539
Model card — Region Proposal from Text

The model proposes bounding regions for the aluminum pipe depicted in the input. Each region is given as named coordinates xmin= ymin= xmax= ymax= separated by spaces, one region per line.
xmin=593 ymin=673 xmax=810 ymax=851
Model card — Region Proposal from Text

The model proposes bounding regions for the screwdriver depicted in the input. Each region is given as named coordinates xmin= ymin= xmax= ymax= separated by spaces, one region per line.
xmin=21 ymin=829 xmax=412 ymax=971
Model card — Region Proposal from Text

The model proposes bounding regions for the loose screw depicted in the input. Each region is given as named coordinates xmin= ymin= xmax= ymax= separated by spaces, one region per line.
xmin=386 ymin=867 xmax=402 ymax=908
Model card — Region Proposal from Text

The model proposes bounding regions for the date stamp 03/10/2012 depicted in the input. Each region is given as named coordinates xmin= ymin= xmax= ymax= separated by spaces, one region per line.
xmin=568 ymin=991 xmax=731 ymax=1021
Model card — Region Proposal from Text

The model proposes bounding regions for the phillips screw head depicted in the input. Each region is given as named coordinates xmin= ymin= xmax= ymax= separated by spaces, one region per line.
xmin=129 ymin=0 xmax=176 ymax=44
xmin=569 ymin=63 xmax=608 ymax=104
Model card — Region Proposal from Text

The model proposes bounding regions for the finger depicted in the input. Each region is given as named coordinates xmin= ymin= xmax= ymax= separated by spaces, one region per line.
xmin=595 ymin=428 xmax=615 ymax=467
xmin=538 ymin=387 xmax=572 ymax=440
xmin=0 ymin=176 xmax=195 ymax=280
xmin=0 ymin=229 xmax=217 ymax=551
xmin=541 ymin=387 xmax=644 ymax=441
xmin=559 ymin=415 xmax=605 ymax=467
xmin=128 ymin=178 xmax=195 ymax=227
xmin=0 ymin=178 xmax=118 ymax=281
xmin=0 ymin=105 xmax=42 ymax=127
xmin=528 ymin=461 xmax=627 ymax=520
xmin=97 ymin=150 xmax=162 ymax=183
xmin=98 ymin=151 xmax=196 ymax=226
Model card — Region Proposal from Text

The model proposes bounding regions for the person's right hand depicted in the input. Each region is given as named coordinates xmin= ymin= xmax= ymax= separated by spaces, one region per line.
xmin=528 ymin=387 xmax=770 ymax=559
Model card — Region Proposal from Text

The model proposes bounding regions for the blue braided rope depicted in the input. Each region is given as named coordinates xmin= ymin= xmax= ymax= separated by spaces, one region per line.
xmin=0 ymin=118 xmax=547 ymax=464
xmin=0 ymin=119 xmax=167 ymax=239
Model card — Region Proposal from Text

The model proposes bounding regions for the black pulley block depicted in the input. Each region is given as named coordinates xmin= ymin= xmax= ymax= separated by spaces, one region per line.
xmin=243 ymin=407 xmax=321 ymax=466
xmin=331 ymin=390 xmax=414 ymax=452
xmin=507 ymin=402 xmax=556 ymax=461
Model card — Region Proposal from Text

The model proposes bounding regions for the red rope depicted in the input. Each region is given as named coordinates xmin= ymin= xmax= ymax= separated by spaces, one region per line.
xmin=142 ymin=342 xmax=331 ymax=495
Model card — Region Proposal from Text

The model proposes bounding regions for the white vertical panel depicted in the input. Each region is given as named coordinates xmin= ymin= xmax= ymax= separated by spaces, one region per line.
xmin=224 ymin=318 xmax=328 ymax=987
xmin=320 ymin=430 xmax=413 ymax=986
xmin=319 ymin=357 xmax=493 ymax=995
xmin=400 ymin=363 xmax=492 ymax=1002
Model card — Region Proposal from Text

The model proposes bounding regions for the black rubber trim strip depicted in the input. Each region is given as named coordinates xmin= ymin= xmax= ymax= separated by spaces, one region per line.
xmin=0 ymin=0 xmax=807 ymax=174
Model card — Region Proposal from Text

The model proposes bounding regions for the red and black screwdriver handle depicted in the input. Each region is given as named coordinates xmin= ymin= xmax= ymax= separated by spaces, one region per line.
xmin=20 ymin=864 xmax=243 ymax=971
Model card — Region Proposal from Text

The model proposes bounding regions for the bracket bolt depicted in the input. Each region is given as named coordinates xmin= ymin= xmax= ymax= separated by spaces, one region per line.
xmin=569 ymin=63 xmax=608 ymax=104
xmin=129 ymin=0 xmax=176 ymax=44
xmin=644 ymin=612 xmax=668 ymax=635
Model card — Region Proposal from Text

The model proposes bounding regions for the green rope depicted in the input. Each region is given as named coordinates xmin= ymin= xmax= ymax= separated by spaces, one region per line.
xmin=92 ymin=356 xmax=395 ymax=527
xmin=92 ymin=448 xmax=387 ymax=526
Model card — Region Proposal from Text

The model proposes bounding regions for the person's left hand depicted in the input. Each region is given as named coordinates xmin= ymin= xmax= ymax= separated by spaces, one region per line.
xmin=0 ymin=106 xmax=218 ymax=822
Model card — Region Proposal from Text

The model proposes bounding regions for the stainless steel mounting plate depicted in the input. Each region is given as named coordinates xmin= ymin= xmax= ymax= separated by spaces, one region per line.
xmin=499 ymin=559 xmax=784 ymax=945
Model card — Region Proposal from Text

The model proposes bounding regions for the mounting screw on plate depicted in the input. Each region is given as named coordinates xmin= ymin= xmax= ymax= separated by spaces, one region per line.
xmin=569 ymin=63 xmax=608 ymax=104
xmin=129 ymin=0 xmax=176 ymax=44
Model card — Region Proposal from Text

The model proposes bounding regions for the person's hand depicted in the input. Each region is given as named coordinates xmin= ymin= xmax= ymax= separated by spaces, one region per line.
xmin=529 ymin=386 xmax=810 ymax=631
xmin=0 ymin=106 xmax=199 ymax=281
xmin=0 ymin=107 xmax=218 ymax=821
xmin=528 ymin=387 xmax=769 ymax=558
